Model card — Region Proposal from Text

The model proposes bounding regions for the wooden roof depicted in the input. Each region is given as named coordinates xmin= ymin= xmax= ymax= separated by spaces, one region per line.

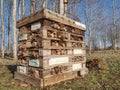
xmin=16 ymin=9 xmax=86 ymax=30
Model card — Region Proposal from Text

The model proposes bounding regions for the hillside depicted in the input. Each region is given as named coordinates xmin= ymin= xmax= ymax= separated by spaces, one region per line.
xmin=0 ymin=50 xmax=120 ymax=90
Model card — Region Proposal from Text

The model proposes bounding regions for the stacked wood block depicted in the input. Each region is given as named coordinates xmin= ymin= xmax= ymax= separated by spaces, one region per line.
xmin=15 ymin=9 xmax=88 ymax=87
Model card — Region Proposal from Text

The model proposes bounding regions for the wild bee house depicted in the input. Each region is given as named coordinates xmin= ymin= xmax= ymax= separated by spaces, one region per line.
xmin=15 ymin=9 xmax=88 ymax=87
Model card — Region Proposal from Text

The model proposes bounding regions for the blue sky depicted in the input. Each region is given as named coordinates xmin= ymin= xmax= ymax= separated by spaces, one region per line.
xmin=0 ymin=0 xmax=120 ymax=50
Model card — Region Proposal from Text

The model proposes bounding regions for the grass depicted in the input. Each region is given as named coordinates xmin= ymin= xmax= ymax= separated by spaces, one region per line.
xmin=0 ymin=50 xmax=120 ymax=90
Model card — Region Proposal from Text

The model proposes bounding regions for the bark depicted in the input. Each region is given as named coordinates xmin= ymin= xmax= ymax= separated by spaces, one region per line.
xmin=112 ymin=0 xmax=117 ymax=51
xmin=52 ymin=0 xmax=56 ymax=12
xmin=84 ymin=0 xmax=92 ymax=54
xmin=59 ymin=0 xmax=64 ymax=15
xmin=22 ymin=0 xmax=25 ymax=17
xmin=31 ymin=0 xmax=35 ymax=14
xmin=13 ymin=0 xmax=17 ymax=60
xmin=8 ymin=9 xmax=11 ymax=53
xmin=1 ymin=0 xmax=4 ymax=58
xmin=43 ymin=0 xmax=46 ymax=8
xmin=18 ymin=0 xmax=21 ymax=19
xmin=8 ymin=0 xmax=13 ymax=53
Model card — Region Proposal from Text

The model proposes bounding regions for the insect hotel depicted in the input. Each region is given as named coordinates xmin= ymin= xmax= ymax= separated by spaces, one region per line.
xmin=15 ymin=9 xmax=88 ymax=87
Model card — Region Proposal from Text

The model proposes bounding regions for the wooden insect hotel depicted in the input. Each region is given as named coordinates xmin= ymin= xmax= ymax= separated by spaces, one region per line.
xmin=15 ymin=9 xmax=88 ymax=87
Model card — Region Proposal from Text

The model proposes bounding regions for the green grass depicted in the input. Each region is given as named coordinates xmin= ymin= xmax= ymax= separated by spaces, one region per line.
xmin=0 ymin=50 xmax=120 ymax=90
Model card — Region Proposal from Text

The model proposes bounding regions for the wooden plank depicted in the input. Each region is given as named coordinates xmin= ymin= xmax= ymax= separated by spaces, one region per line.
xmin=16 ymin=9 xmax=86 ymax=30
xmin=44 ymin=9 xmax=86 ymax=30
xmin=73 ymin=49 xmax=85 ymax=55
xmin=39 ymin=64 xmax=72 ymax=78
xmin=43 ymin=71 xmax=77 ymax=86
xmin=17 ymin=9 xmax=44 ymax=28
xmin=39 ymin=58 xmax=71 ymax=68
xmin=39 ymin=49 xmax=51 ymax=56
xmin=72 ymin=63 xmax=82 ymax=71
xmin=15 ymin=72 xmax=43 ymax=87
xmin=15 ymin=71 xmax=77 ymax=87
xmin=49 ymin=57 xmax=69 ymax=66
xmin=42 ymin=40 xmax=51 ymax=48
xmin=67 ymin=50 xmax=73 ymax=55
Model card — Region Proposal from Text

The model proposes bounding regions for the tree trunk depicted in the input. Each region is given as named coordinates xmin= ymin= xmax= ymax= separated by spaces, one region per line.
xmin=31 ymin=0 xmax=35 ymax=14
xmin=43 ymin=0 xmax=46 ymax=8
xmin=52 ymin=0 xmax=56 ymax=12
xmin=84 ymin=0 xmax=92 ymax=54
xmin=88 ymin=24 xmax=92 ymax=54
xmin=59 ymin=0 xmax=64 ymax=15
xmin=112 ymin=0 xmax=117 ymax=51
xmin=18 ymin=0 xmax=21 ymax=19
xmin=8 ymin=9 xmax=11 ymax=53
xmin=1 ymin=0 xmax=4 ymax=58
xmin=7 ymin=0 xmax=13 ymax=54
xmin=13 ymin=0 xmax=17 ymax=60
xmin=22 ymin=0 xmax=25 ymax=17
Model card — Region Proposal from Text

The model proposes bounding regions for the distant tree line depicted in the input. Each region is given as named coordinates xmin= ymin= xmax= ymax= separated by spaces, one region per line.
xmin=0 ymin=0 xmax=120 ymax=59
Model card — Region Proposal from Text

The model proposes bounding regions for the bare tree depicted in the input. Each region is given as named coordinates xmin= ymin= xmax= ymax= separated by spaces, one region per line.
xmin=31 ymin=0 xmax=35 ymax=14
xmin=1 ymin=0 xmax=4 ymax=58
xmin=7 ymin=0 xmax=13 ymax=54
xmin=22 ymin=0 xmax=25 ymax=17
xmin=18 ymin=0 xmax=21 ymax=19
xmin=84 ymin=0 xmax=92 ymax=53
xmin=13 ymin=0 xmax=17 ymax=60
xmin=112 ymin=0 xmax=117 ymax=50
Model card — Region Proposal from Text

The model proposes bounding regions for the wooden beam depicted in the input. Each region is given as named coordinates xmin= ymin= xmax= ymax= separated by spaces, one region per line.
xmin=17 ymin=9 xmax=86 ymax=30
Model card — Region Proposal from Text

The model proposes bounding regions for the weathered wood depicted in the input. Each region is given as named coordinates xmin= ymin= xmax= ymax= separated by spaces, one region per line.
xmin=16 ymin=9 xmax=87 ymax=87
xmin=39 ymin=65 xmax=72 ymax=78
xmin=73 ymin=49 xmax=86 ymax=55
xmin=70 ymin=56 xmax=85 ymax=63
xmin=17 ymin=9 xmax=86 ymax=30
xmin=15 ymin=71 xmax=77 ymax=87
xmin=19 ymin=26 xmax=28 ymax=35
xmin=28 ymin=67 xmax=40 ymax=78
xmin=15 ymin=72 xmax=43 ymax=87
xmin=43 ymin=71 xmax=77 ymax=86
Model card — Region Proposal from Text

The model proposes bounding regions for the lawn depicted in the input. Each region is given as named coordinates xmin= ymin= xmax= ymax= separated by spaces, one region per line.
xmin=0 ymin=50 xmax=120 ymax=90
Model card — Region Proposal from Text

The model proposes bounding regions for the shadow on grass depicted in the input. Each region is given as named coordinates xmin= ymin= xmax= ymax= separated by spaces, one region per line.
xmin=7 ymin=65 xmax=17 ymax=78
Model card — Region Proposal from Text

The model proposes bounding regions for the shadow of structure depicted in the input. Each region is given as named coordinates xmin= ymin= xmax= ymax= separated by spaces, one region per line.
xmin=7 ymin=65 xmax=17 ymax=78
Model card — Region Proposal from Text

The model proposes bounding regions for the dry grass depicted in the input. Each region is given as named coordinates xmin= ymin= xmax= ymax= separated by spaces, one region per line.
xmin=0 ymin=50 xmax=120 ymax=90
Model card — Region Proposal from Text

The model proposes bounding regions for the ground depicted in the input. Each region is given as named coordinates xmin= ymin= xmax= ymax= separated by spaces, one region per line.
xmin=0 ymin=50 xmax=120 ymax=90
